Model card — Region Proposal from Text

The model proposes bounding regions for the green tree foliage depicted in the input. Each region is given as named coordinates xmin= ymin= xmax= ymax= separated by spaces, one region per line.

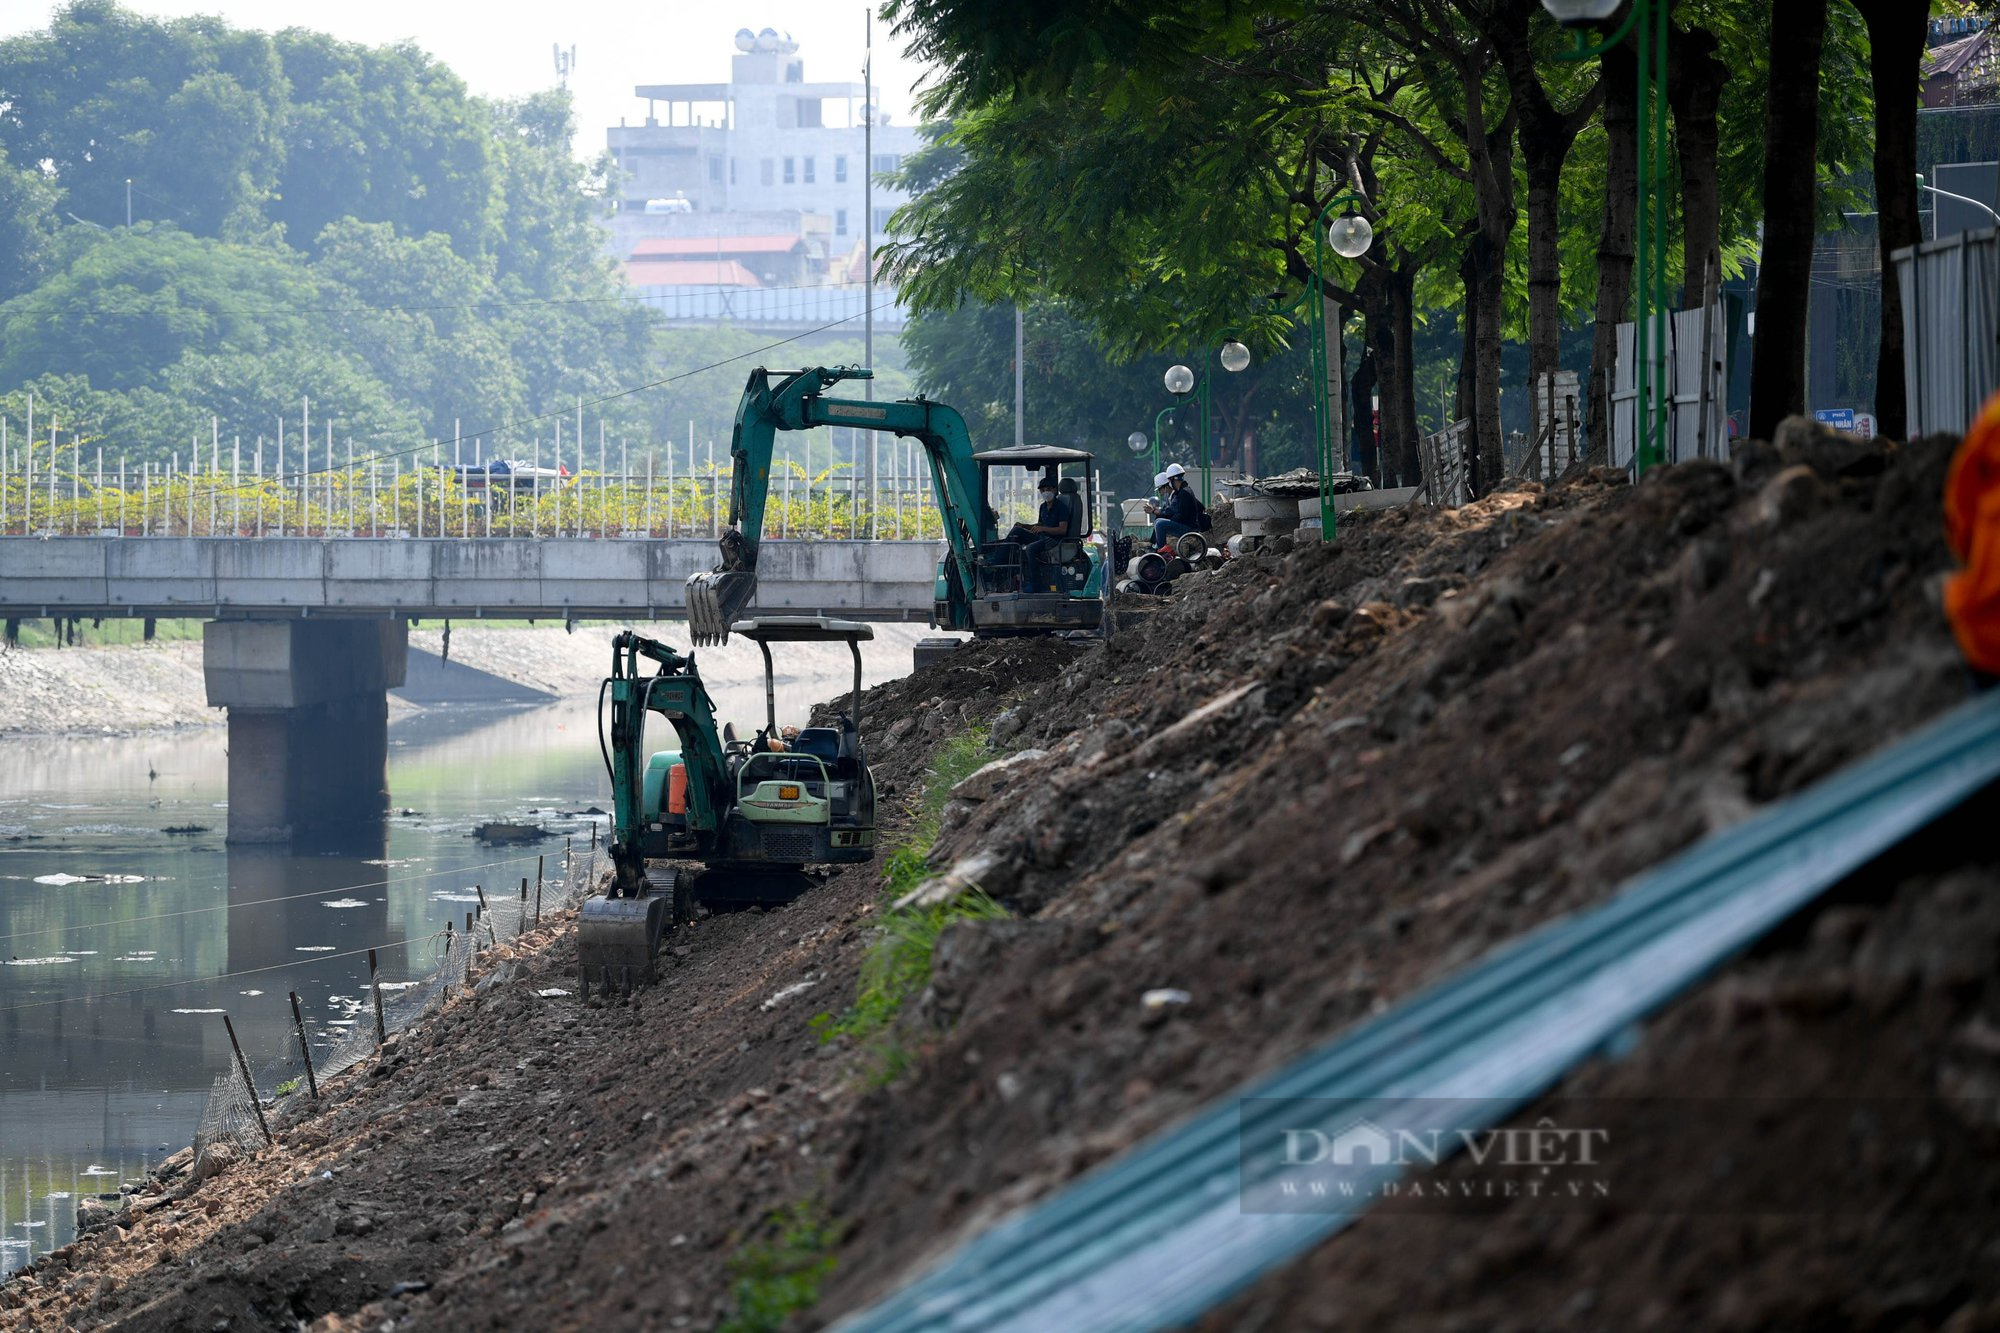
xmin=0 ymin=147 xmax=62 ymax=302
xmin=268 ymin=30 xmax=499 ymax=259
xmin=0 ymin=1 xmax=288 ymax=234
xmin=0 ymin=3 xmax=654 ymax=466
xmin=307 ymin=219 xmax=524 ymax=433
xmin=886 ymin=0 xmax=1908 ymax=483
xmin=0 ymin=226 xmax=321 ymax=391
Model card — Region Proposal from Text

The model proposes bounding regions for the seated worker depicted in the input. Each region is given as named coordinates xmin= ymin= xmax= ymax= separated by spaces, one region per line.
xmin=1004 ymin=474 xmax=1076 ymax=591
xmin=1148 ymin=463 xmax=1208 ymax=548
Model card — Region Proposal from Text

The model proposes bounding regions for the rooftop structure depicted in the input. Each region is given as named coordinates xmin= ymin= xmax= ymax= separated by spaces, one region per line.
xmin=603 ymin=27 xmax=925 ymax=273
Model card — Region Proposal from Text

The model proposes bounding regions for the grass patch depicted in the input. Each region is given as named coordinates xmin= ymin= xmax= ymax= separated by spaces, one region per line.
xmin=273 ymin=1076 xmax=303 ymax=1097
xmin=810 ymin=725 xmax=1008 ymax=1080
xmin=717 ymin=1199 xmax=840 ymax=1333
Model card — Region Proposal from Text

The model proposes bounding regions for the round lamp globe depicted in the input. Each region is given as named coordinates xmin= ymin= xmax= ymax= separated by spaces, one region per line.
xmin=1328 ymin=215 xmax=1374 ymax=259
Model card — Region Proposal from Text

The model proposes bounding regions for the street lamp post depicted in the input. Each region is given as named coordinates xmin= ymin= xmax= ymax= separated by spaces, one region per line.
xmin=1159 ymin=343 xmax=1249 ymax=504
xmin=1308 ymin=194 xmax=1373 ymax=536
xmin=1548 ymin=0 xmax=1668 ymax=475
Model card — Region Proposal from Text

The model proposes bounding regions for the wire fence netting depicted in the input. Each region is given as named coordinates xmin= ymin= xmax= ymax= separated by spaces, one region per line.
xmin=190 ymin=842 xmax=608 ymax=1172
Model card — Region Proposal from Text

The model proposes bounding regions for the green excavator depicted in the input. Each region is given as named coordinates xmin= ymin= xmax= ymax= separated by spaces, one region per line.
xmin=685 ymin=364 xmax=1107 ymax=646
xmin=575 ymin=615 xmax=877 ymax=993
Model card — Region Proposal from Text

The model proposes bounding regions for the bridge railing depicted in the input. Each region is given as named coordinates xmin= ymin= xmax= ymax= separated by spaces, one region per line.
xmin=0 ymin=459 xmax=945 ymax=542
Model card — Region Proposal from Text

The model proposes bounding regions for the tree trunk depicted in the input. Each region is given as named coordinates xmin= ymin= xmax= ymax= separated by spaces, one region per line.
xmin=1457 ymin=245 xmax=1480 ymax=429
xmin=1381 ymin=263 xmax=1421 ymax=486
xmin=1853 ymin=0 xmax=1927 ymax=441
xmin=1470 ymin=228 xmax=1507 ymax=493
xmin=1749 ymin=0 xmax=1830 ymax=440
xmin=1350 ymin=348 xmax=1379 ymax=482
xmin=1587 ymin=40 xmax=1637 ymax=465
xmin=1668 ymin=24 xmax=1728 ymax=309
xmin=1491 ymin=9 xmax=1601 ymax=416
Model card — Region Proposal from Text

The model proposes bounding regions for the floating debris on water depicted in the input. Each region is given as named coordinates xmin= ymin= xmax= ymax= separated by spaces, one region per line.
xmin=295 ymin=945 xmax=337 ymax=953
xmin=32 ymin=873 xmax=94 ymax=886
xmin=370 ymin=981 xmax=420 ymax=992
xmin=101 ymin=875 xmax=146 ymax=884
xmin=80 ymin=1167 xmax=118 ymax=1178
xmin=5 ymin=956 xmax=77 ymax=966
xmin=473 ymin=821 xmax=548 ymax=845
xmin=113 ymin=951 xmax=158 ymax=962
xmin=433 ymin=890 xmax=482 ymax=903
xmin=171 ymin=1008 xmax=226 ymax=1014
xmin=319 ymin=898 xmax=369 ymax=909
xmin=240 ymin=989 xmax=263 ymax=996
xmin=161 ymin=825 xmax=209 ymax=836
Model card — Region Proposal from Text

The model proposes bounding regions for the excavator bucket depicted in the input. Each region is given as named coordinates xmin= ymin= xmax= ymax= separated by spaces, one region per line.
xmin=575 ymin=865 xmax=683 ymax=995
xmin=686 ymin=569 xmax=756 ymax=646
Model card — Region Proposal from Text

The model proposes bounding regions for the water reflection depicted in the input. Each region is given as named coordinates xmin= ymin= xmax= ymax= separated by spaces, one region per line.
xmin=0 ymin=630 xmax=919 ymax=1270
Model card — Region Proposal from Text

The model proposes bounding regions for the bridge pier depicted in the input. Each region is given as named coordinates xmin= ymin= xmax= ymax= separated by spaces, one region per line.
xmin=202 ymin=619 xmax=408 ymax=843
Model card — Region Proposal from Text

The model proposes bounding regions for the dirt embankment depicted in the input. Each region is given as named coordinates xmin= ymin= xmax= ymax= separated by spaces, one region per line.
xmin=4 ymin=429 xmax=1994 ymax=1332
xmin=0 ymin=641 xmax=216 ymax=735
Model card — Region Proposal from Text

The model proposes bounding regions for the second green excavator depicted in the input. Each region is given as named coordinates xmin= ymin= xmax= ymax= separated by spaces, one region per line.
xmin=685 ymin=364 xmax=1107 ymax=645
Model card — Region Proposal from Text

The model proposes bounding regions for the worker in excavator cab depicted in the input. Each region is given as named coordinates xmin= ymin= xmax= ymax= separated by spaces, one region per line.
xmin=1005 ymin=473 xmax=1075 ymax=592
xmin=1947 ymin=391 xmax=2000 ymax=686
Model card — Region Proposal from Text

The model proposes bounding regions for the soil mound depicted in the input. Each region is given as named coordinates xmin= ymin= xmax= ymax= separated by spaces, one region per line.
xmin=5 ymin=435 xmax=1988 ymax=1333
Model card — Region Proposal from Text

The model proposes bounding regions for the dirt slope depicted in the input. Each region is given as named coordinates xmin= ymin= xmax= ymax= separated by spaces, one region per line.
xmin=2 ymin=429 xmax=1989 ymax=1333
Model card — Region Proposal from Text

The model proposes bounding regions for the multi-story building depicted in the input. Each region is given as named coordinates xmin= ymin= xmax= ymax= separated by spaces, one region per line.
xmin=603 ymin=27 xmax=924 ymax=274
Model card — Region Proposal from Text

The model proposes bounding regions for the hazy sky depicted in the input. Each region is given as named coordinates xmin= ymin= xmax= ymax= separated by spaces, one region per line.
xmin=2 ymin=1 xmax=940 ymax=157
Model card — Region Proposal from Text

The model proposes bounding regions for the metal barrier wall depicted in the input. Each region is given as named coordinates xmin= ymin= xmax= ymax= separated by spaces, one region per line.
xmin=1610 ymin=302 xmax=1728 ymax=469
xmin=1895 ymin=226 xmax=2000 ymax=438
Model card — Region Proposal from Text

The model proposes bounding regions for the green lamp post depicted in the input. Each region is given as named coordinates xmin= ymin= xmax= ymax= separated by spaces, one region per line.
xmin=1160 ymin=342 xmax=1251 ymax=504
xmin=1548 ymin=0 xmax=1668 ymax=475
xmin=1311 ymin=196 xmax=1374 ymax=535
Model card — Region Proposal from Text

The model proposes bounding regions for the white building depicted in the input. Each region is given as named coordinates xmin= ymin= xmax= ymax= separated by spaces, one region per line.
xmin=603 ymin=27 xmax=925 ymax=271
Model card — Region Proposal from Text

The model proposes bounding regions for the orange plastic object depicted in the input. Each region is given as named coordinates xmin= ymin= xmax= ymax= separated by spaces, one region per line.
xmin=1945 ymin=392 xmax=2000 ymax=676
xmin=667 ymin=762 xmax=688 ymax=816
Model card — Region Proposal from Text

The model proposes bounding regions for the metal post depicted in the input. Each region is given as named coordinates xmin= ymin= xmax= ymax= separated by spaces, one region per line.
xmin=535 ymin=853 xmax=545 ymax=927
xmin=864 ymin=8 xmax=875 ymax=403
xmin=1554 ymin=1 xmax=1662 ymax=475
xmin=221 ymin=1014 xmax=273 ymax=1146
xmin=1198 ymin=358 xmax=1212 ymax=506
xmin=368 ymin=948 xmax=386 ymax=1044
xmin=288 ymin=991 xmax=319 ymax=1099
xmin=520 ymin=875 xmax=530 ymax=938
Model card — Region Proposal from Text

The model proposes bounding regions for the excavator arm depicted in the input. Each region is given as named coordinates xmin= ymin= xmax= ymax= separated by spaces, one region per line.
xmin=603 ymin=631 xmax=730 ymax=894
xmin=686 ymin=365 xmax=988 ymax=643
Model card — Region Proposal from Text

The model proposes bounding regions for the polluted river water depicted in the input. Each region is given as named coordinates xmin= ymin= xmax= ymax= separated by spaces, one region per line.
xmin=0 ymin=631 xmax=924 ymax=1273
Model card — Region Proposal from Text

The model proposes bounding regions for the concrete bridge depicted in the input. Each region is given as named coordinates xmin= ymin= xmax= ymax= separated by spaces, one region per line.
xmin=0 ymin=536 xmax=938 ymax=621
xmin=0 ymin=537 xmax=939 ymax=844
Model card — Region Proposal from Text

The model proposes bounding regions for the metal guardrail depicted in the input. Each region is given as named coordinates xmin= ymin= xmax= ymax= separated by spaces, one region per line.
xmin=836 ymin=689 xmax=2000 ymax=1333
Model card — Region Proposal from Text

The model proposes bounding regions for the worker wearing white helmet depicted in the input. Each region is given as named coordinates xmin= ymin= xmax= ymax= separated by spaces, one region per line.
xmin=1147 ymin=463 xmax=1208 ymax=548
